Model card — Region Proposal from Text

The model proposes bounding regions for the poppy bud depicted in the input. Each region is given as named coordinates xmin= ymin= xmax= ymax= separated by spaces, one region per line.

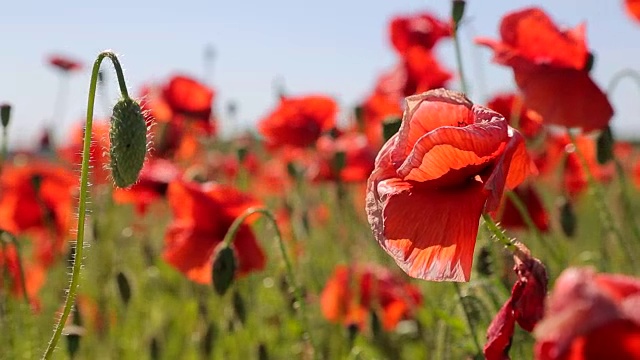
xmin=65 ymin=326 xmax=83 ymax=359
xmin=149 ymin=337 xmax=161 ymax=360
xmin=452 ymin=0 xmax=466 ymax=29
xmin=585 ymin=52 xmax=595 ymax=73
xmin=236 ymin=146 xmax=249 ymax=163
xmin=109 ymin=97 xmax=147 ymax=188
xmin=354 ymin=105 xmax=364 ymax=131
xmin=116 ymin=271 xmax=132 ymax=306
xmin=232 ymin=290 xmax=247 ymax=324
xmin=0 ymin=103 xmax=11 ymax=128
xmin=211 ymin=245 xmax=237 ymax=295
xmin=596 ymin=125 xmax=614 ymax=164
xmin=201 ymin=322 xmax=216 ymax=357
xmin=558 ymin=198 xmax=577 ymax=237
xmin=475 ymin=245 xmax=494 ymax=277
xmin=257 ymin=343 xmax=269 ymax=360
xmin=382 ymin=116 xmax=402 ymax=143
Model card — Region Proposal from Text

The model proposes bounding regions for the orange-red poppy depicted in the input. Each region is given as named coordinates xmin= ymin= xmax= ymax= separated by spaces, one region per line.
xmin=626 ymin=0 xmax=640 ymax=23
xmin=389 ymin=12 xmax=451 ymax=54
xmin=534 ymin=267 xmax=640 ymax=360
xmin=258 ymin=95 xmax=337 ymax=149
xmin=476 ymin=8 xmax=613 ymax=132
xmin=497 ymin=183 xmax=549 ymax=232
xmin=113 ymin=159 xmax=181 ymax=214
xmin=0 ymin=163 xmax=77 ymax=261
xmin=359 ymin=90 xmax=403 ymax=148
xmin=402 ymin=46 xmax=452 ymax=96
xmin=487 ymin=93 xmax=543 ymax=139
xmin=485 ymin=243 xmax=548 ymax=360
xmin=366 ymin=89 xmax=532 ymax=282
xmin=537 ymin=132 xmax=613 ymax=198
xmin=48 ymin=55 xmax=82 ymax=72
xmin=162 ymin=75 xmax=215 ymax=129
xmin=320 ymin=264 xmax=422 ymax=331
xmin=163 ymin=181 xmax=265 ymax=284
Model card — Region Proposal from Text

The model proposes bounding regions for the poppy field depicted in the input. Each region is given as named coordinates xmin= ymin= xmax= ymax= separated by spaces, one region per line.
xmin=4 ymin=2 xmax=640 ymax=359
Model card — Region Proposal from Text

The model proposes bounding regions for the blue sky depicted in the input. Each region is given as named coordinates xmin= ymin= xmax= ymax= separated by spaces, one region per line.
xmin=1 ymin=0 xmax=639 ymax=148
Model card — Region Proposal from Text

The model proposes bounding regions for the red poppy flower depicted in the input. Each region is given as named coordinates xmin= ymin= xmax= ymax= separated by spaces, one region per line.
xmin=537 ymin=132 xmax=613 ymax=198
xmin=310 ymin=132 xmax=377 ymax=183
xmin=366 ymin=89 xmax=532 ymax=282
xmin=534 ymin=267 xmax=640 ymax=360
xmin=497 ymin=183 xmax=549 ymax=232
xmin=389 ymin=12 xmax=451 ymax=54
xmin=163 ymin=181 xmax=265 ymax=284
xmin=113 ymin=159 xmax=181 ymax=214
xmin=485 ymin=243 xmax=548 ymax=360
xmin=359 ymin=90 xmax=403 ymax=148
xmin=402 ymin=46 xmax=453 ymax=96
xmin=258 ymin=95 xmax=337 ymax=149
xmin=0 ymin=163 xmax=77 ymax=258
xmin=320 ymin=264 xmax=422 ymax=331
xmin=487 ymin=93 xmax=543 ymax=139
xmin=48 ymin=55 xmax=82 ymax=72
xmin=626 ymin=0 xmax=640 ymax=23
xmin=476 ymin=8 xmax=613 ymax=132
xmin=162 ymin=75 xmax=215 ymax=124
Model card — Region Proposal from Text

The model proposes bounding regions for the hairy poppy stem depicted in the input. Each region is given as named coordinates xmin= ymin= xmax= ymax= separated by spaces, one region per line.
xmin=43 ymin=51 xmax=131 ymax=360
xmin=567 ymin=131 xmax=638 ymax=270
xmin=0 ymin=231 xmax=30 ymax=305
xmin=222 ymin=207 xmax=318 ymax=360
xmin=452 ymin=282 xmax=482 ymax=356
xmin=481 ymin=213 xmax=517 ymax=252
xmin=505 ymin=191 xmax=564 ymax=265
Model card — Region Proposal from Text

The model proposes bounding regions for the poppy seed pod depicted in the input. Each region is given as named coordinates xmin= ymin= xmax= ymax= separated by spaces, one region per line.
xmin=109 ymin=97 xmax=147 ymax=188
xmin=0 ymin=104 xmax=11 ymax=128
xmin=212 ymin=245 xmax=237 ymax=295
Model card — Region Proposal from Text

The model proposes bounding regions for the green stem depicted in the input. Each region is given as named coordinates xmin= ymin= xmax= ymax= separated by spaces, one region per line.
xmin=453 ymin=283 xmax=482 ymax=357
xmin=566 ymin=131 xmax=637 ymax=270
xmin=607 ymin=68 xmax=640 ymax=96
xmin=222 ymin=207 xmax=319 ymax=360
xmin=43 ymin=51 xmax=130 ymax=360
xmin=481 ymin=213 xmax=517 ymax=252
xmin=614 ymin=160 xmax=640 ymax=244
xmin=505 ymin=191 xmax=564 ymax=265
xmin=1 ymin=127 xmax=7 ymax=164
xmin=452 ymin=18 xmax=468 ymax=94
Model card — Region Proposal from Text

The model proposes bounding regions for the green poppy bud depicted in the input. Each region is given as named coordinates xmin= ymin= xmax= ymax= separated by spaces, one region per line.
xmin=109 ymin=97 xmax=147 ymax=188
xmin=212 ymin=245 xmax=237 ymax=295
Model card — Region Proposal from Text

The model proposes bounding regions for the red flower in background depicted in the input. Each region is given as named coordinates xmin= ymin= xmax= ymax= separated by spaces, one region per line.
xmin=626 ymin=0 xmax=640 ymax=23
xmin=497 ymin=184 xmax=549 ymax=233
xmin=310 ymin=132 xmax=376 ymax=183
xmin=487 ymin=93 xmax=543 ymax=139
xmin=320 ymin=264 xmax=422 ymax=331
xmin=113 ymin=159 xmax=181 ymax=214
xmin=48 ymin=55 xmax=82 ymax=72
xmin=359 ymin=89 xmax=403 ymax=148
xmin=162 ymin=75 xmax=215 ymax=126
xmin=389 ymin=12 xmax=451 ymax=54
xmin=366 ymin=89 xmax=532 ymax=282
xmin=534 ymin=267 xmax=640 ymax=360
xmin=163 ymin=181 xmax=265 ymax=284
xmin=536 ymin=133 xmax=613 ymax=198
xmin=477 ymin=8 xmax=613 ymax=132
xmin=485 ymin=243 xmax=548 ymax=360
xmin=0 ymin=163 xmax=76 ymax=257
xmin=401 ymin=46 xmax=453 ymax=96
xmin=258 ymin=95 xmax=337 ymax=149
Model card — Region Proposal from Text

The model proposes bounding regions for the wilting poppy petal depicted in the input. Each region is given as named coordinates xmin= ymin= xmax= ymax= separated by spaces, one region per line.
xmin=367 ymin=89 xmax=532 ymax=282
